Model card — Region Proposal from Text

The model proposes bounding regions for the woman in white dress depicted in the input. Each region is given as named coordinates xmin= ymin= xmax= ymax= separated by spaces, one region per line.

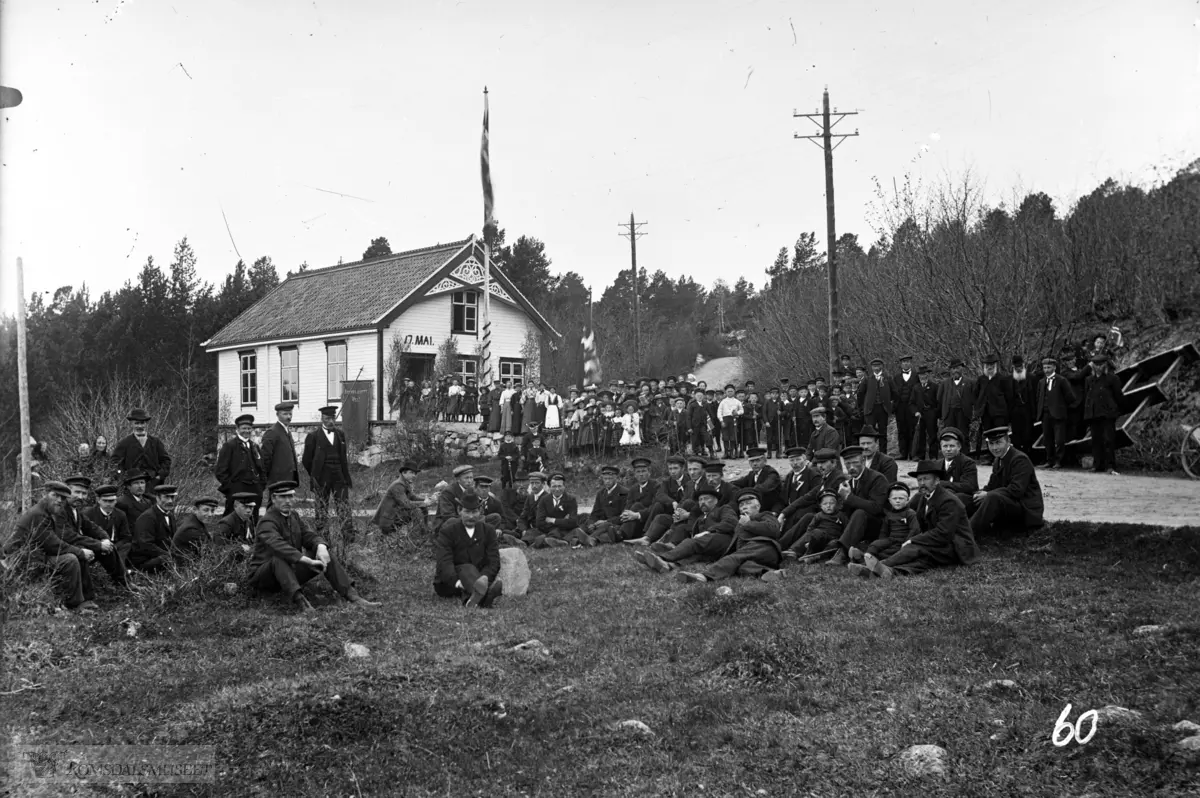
xmin=542 ymin=387 xmax=562 ymax=433
xmin=619 ymin=401 xmax=642 ymax=448
xmin=499 ymin=380 xmax=515 ymax=434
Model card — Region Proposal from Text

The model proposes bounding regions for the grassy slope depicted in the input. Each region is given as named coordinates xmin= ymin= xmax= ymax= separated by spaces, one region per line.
xmin=4 ymin=522 xmax=1200 ymax=797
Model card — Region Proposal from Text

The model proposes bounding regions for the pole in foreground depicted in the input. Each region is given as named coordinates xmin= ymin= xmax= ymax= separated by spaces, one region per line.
xmin=480 ymin=86 xmax=494 ymax=388
xmin=17 ymin=257 xmax=32 ymax=510
xmin=795 ymin=89 xmax=859 ymax=382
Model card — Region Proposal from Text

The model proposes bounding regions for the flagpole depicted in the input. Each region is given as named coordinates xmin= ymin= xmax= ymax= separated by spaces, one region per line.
xmin=480 ymin=86 xmax=493 ymax=389
xmin=16 ymin=257 xmax=32 ymax=510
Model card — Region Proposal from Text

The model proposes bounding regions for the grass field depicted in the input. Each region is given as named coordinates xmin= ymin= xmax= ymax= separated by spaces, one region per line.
xmin=4 ymin=521 xmax=1200 ymax=797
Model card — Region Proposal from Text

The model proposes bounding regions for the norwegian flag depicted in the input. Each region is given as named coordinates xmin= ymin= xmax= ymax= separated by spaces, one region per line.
xmin=582 ymin=323 xmax=602 ymax=387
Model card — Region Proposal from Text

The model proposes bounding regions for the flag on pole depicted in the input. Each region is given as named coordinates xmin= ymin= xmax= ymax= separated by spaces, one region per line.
xmin=582 ymin=293 xmax=602 ymax=387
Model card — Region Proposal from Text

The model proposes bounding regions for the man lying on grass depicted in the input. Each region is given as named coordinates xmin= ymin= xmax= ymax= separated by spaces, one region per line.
xmin=248 ymin=480 xmax=380 ymax=612
xmin=844 ymin=460 xmax=979 ymax=578
xmin=432 ymin=493 xmax=503 ymax=608
xmin=676 ymin=488 xmax=783 ymax=584
xmin=635 ymin=485 xmax=737 ymax=574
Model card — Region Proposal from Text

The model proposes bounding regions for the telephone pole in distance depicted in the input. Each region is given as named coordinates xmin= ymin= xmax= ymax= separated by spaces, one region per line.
xmin=618 ymin=213 xmax=648 ymax=374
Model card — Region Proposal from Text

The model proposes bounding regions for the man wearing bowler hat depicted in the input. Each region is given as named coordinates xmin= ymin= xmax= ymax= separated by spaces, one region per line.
xmin=973 ymin=354 xmax=1016 ymax=461
xmin=969 ymin=426 xmax=1043 ymax=537
xmin=302 ymin=405 xmax=355 ymax=541
xmin=116 ymin=470 xmax=154 ymax=523
xmin=260 ymin=402 xmax=299 ymax=505
xmin=847 ymin=460 xmax=978 ymax=579
xmin=890 ymin=355 xmax=924 ymax=461
xmin=111 ymin=407 xmax=172 ymax=489
xmin=249 ymin=480 xmax=380 ymax=612
xmin=856 ymin=425 xmax=897 ymax=482
xmin=373 ymin=461 xmax=432 ymax=536
xmin=856 ymin=357 xmax=893 ymax=454
xmin=938 ymin=360 xmax=974 ymax=446
xmin=215 ymin=413 xmax=265 ymax=526
xmin=1035 ymin=356 xmax=1078 ymax=469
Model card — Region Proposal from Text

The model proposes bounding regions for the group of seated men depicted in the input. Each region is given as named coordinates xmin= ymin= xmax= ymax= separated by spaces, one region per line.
xmin=6 ymin=469 xmax=381 ymax=614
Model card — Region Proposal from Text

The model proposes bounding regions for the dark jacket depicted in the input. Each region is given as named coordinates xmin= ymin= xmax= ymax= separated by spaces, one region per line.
xmin=625 ymin=479 xmax=660 ymax=521
xmin=519 ymin=489 xmax=548 ymax=529
xmin=807 ymin=424 xmax=841 ymax=458
xmin=373 ymin=478 xmax=425 ymax=530
xmin=172 ymin=512 xmax=211 ymax=556
xmin=215 ymin=435 xmax=264 ymax=494
xmin=301 ymin=426 xmax=353 ymax=488
xmin=536 ymin=492 xmax=581 ymax=532
xmin=857 ymin=373 xmax=894 ymax=415
xmin=723 ymin=511 xmax=782 ymax=555
xmin=130 ymin=504 xmax=175 ymax=567
xmin=116 ymin=491 xmax=153 ymax=524
xmin=909 ymin=485 xmax=978 ymax=565
xmin=215 ymin=511 xmax=252 ymax=544
xmin=260 ymin=422 xmax=299 ymax=485
xmin=58 ymin=506 xmax=110 ymax=552
xmin=433 ymin=519 xmax=500 ymax=586
xmin=694 ymin=503 xmax=739 ymax=537
xmin=865 ymin=452 xmax=898 ymax=483
xmin=249 ymin=507 xmax=326 ymax=572
xmin=8 ymin=500 xmax=86 ymax=564
xmin=982 ymin=445 xmax=1043 ymax=528
xmin=1083 ymin=372 xmax=1123 ymax=421
xmin=973 ymin=373 xmax=1016 ymax=419
xmin=937 ymin=377 xmax=975 ymax=419
xmin=1036 ymin=373 xmax=1078 ymax=420
xmin=779 ymin=465 xmax=823 ymax=519
xmin=686 ymin=400 xmax=709 ymax=431
xmin=840 ymin=467 xmax=889 ymax=520
xmin=653 ymin=474 xmax=692 ymax=509
xmin=731 ymin=465 xmax=783 ymax=512
xmin=890 ymin=371 xmax=925 ymax=415
xmin=589 ymin=483 xmax=629 ymax=523
xmin=111 ymin=434 xmax=172 ymax=485
xmin=788 ymin=466 xmax=846 ymax=516
xmin=434 ymin=482 xmax=473 ymax=531
xmin=85 ymin=506 xmax=132 ymax=555
xmin=941 ymin=453 xmax=979 ymax=497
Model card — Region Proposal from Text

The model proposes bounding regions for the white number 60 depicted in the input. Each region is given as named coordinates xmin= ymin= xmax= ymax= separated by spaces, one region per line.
xmin=1052 ymin=703 xmax=1099 ymax=747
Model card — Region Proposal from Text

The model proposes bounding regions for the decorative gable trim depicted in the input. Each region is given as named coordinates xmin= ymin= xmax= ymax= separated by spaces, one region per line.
xmin=451 ymin=257 xmax=486 ymax=285
xmin=488 ymin=281 xmax=513 ymax=303
xmin=426 ymin=278 xmax=461 ymax=296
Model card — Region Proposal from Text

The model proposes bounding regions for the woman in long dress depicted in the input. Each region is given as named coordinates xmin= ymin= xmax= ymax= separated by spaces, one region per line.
xmin=521 ymin=385 xmax=538 ymax=435
xmin=542 ymin=387 xmax=562 ymax=432
xmin=446 ymin=378 xmax=463 ymax=420
xmin=488 ymin=383 xmax=504 ymax=433
xmin=500 ymin=380 xmax=515 ymax=434
xmin=509 ymin=382 xmax=525 ymax=436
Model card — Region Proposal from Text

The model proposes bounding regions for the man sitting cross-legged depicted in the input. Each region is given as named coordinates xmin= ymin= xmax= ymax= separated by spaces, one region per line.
xmin=372 ymin=461 xmax=432 ymax=538
xmin=614 ymin=457 xmax=659 ymax=542
xmin=247 ymin=480 xmax=380 ymax=612
xmin=676 ymin=488 xmax=783 ymax=583
xmin=628 ymin=456 xmax=702 ymax=547
xmin=172 ymin=496 xmax=222 ymax=558
xmin=847 ymin=460 xmax=979 ymax=578
xmin=585 ymin=465 xmax=629 ymax=544
xmin=432 ymin=493 xmax=503 ymax=608
xmin=776 ymin=447 xmax=822 ymax=535
xmin=636 ymin=485 xmax=737 ymax=574
xmin=532 ymin=473 xmax=592 ymax=548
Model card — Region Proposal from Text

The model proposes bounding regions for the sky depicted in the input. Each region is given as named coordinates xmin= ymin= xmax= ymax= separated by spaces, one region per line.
xmin=1 ymin=0 xmax=1198 ymax=315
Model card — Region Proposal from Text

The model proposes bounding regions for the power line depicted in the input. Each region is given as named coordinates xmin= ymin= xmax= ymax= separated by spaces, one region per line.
xmin=618 ymin=213 xmax=648 ymax=374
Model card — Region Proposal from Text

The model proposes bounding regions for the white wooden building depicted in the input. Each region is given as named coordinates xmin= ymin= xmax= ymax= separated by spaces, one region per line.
xmin=203 ymin=235 xmax=561 ymax=424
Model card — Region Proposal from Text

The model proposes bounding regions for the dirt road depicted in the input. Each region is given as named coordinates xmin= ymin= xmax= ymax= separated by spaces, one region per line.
xmin=692 ymin=356 xmax=744 ymax=388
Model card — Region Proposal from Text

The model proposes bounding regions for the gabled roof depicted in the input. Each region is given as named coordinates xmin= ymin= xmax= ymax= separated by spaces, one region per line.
xmin=204 ymin=236 xmax=561 ymax=350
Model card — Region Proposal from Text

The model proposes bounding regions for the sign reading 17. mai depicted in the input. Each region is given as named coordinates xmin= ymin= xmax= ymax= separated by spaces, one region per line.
xmin=403 ymin=335 xmax=435 ymax=346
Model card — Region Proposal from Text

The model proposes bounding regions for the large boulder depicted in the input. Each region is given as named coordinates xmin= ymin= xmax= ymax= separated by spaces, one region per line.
xmin=499 ymin=547 xmax=531 ymax=596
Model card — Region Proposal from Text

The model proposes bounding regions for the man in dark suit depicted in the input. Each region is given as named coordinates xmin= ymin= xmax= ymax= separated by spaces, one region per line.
xmin=776 ymin=447 xmax=823 ymax=535
xmin=676 ymin=488 xmax=783 ymax=583
xmin=129 ymin=484 xmax=180 ymax=572
xmin=890 ymin=355 xmax=924 ymax=460
xmin=637 ymin=486 xmax=738 ymax=572
xmin=824 ymin=446 xmax=889 ymax=565
xmin=777 ymin=448 xmax=845 ymax=548
xmin=110 ymin=407 xmax=172 ymax=489
xmin=373 ymin=461 xmax=431 ymax=536
xmin=215 ymin=414 xmax=265 ymax=524
xmin=1035 ymin=356 xmax=1078 ymax=469
xmin=61 ymin=475 xmax=128 ymax=587
xmin=914 ymin=366 xmax=941 ymax=460
xmin=7 ymin=482 xmax=97 ymax=612
xmin=434 ymin=465 xmax=477 ymax=534
xmin=302 ymin=405 xmax=354 ymax=540
xmin=260 ymin=402 xmax=298 ymax=507
xmin=433 ymin=494 xmax=503 ymax=608
xmin=938 ymin=360 xmax=975 ymax=444
xmin=639 ymin=456 xmax=706 ymax=547
xmin=936 ymin=427 xmax=979 ymax=499
xmin=856 ymin=357 xmax=894 ymax=453
xmin=533 ymin=473 xmax=589 ymax=547
xmin=636 ymin=455 xmax=691 ymax=536
xmin=116 ymin=471 xmax=153 ymax=523
xmin=616 ymin=457 xmax=659 ymax=541
xmin=686 ymin=388 xmax=711 ymax=456
xmin=587 ymin=464 xmax=629 ymax=544
xmin=762 ymin=387 xmax=782 ymax=459
xmin=87 ymin=483 xmax=133 ymax=562
xmin=172 ymin=496 xmax=221 ymax=557
xmin=516 ymin=471 xmax=549 ymax=541
xmin=973 ymin=354 xmax=1016 ymax=460
xmin=1009 ymin=355 xmax=1036 ymax=455
xmin=216 ymin=491 xmax=257 ymax=552
xmin=248 ymin=480 xmax=379 ymax=611
xmin=1083 ymin=353 xmax=1125 ymax=474
xmin=807 ymin=406 xmax=841 ymax=457
xmin=970 ymin=427 xmax=1044 ymax=536
xmin=730 ymin=447 xmax=783 ymax=512
xmin=856 ymin=425 xmax=897 ymax=482
xmin=848 ymin=461 xmax=978 ymax=578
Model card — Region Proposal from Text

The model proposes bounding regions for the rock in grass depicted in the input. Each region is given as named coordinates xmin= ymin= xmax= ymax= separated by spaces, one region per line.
xmin=715 ymin=586 xmax=734 ymax=597
xmin=898 ymin=745 xmax=947 ymax=777
xmin=616 ymin=719 xmax=654 ymax=736
xmin=980 ymin=679 xmax=1019 ymax=692
xmin=510 ymin=639 xmax=550 ymax=657
xmin=1133 ymin=624 xmax=1168 ymax=635
xmin=1096 ymin=705 xmax=1146 ymax=728
xmin=343 ymin=642 xmax=370 ymax=659
xmin=1177 ymin=735 xmax=1200 ymax=751
xmin=499 ymin=548 xmax=531 ymax=596
xmin=1173 ymin=720 xmax=1200 ymax=734
xmin=223 ymin=582 xmax=239 ymax=595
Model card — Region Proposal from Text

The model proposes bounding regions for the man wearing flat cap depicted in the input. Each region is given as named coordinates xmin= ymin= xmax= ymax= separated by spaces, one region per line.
xmin=616 ymin=457 xmax=659 ymax=541
xmin=847 ymin=461 xmax=978 ymax=578
xmin=216 ymin=413 xmax=264 ymax=525
xmin=636 ymin=484 xmax=738 ymax=573
xmin=973 ymin=354 xmax=1016 ymax=461
xmin=936 ymin=427 xmax=979 ymax=499
xmin=111 ymin=407 xmax=172 ymax=489
xmin=676 ymin=488 xmax=784 ymax=583
xmin=302 ymin=405 xmax=355 ymax=541
xmin=130 ymin=484 xmax=180 ymax=572
xmin=1083 ymin=353 xmax=1124 ymax=475
xmin=58 ymin=475 xmax=128 ymax=587
xmin=435 ymin=464 xmax=477 ymax=535
xmin=260 ymin=402 xmax=299 ymax=505
xmin=433 ymin=493 xmax=503 ymax=608
xmin=249 ymin=480 xmax=380 ymax=611
xmin=173 ymin=496 xmax=222 ymax=557
xmin=7 ymin=482 xmax=100 ymax=612
xmin=373 ymin=461 xmax=432 ymax=536
xmin=969 ymin=426 xmax=1043 ymax=537
xmin=856 ymin=358 xmax=894 ymax=454
xmin=116 ymin=471 xmax=154 ymax=523
xmin=216 ymin=492 xmax=258 ymax=552
xmin=87 ymin=483 xmax=134 ymax=563
xmin=586 ymin=464 xmax=629 ymax=545
xmin=730 ymin=447 xmax=782 ymax=512
xmin=1035 ymin=356 xmax=1077 ymax=469
xmin=533 ymin=473 xmax=590 ymax=548
xmin=806 ymin=406 xmax=841 ymax=458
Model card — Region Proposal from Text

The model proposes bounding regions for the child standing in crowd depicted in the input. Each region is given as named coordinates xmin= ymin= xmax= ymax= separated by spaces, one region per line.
xmin=619 ymin=401 xmax=642 ymax=449
xmin=717 ymin=384 xmax=743 ymax=458
xmin=850 ymin=483 xmax=918 ymax=565
xmin=740 ymin=390 xmax=761 ymax=452
xmin=525 ymin=435 xmax=549 ymax=475
xmin=497 ymin=431 xmax=520 ymax=489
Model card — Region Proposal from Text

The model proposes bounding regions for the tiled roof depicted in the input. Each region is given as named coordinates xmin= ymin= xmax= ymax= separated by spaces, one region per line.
xmin=204 ymin=238 xmax=471 ymax=349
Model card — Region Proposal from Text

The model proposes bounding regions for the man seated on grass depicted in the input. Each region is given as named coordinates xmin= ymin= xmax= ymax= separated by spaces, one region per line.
xmin=586 ymin=464 xmax=628 ymax=544
xmin=636 ymin=456 xmax=705 ymax=548
xmin=532 ymin=473 xmax=591 ymax=548
xmin=471 ymin=476 xmax=511 ymax=531
xmin=847 ymin=482 xmax=918 ymax=566
xmin=86 ymin=484 xmax=133 ymax=563
xmin=434 ymin=465 xmax=477 ymax=535
xmin=615 ymin=457 xmax=659 ymax=541
xmin=779 ymin=489 xmax=848 ymax=564
xmin=372 ymin=461 xmax=431 ymax=537
xmin=129 ymin=484 xmax=181 ymax=573
xmin=433 ymin=493 xmax=503 ymax=608
xmin=936 ymin=427 xmax=979 ymax=500
xmin=516 ymin=471 xmax=549 ymax=543
xmin=216 ymin=491 xmax=257 ymax=555
xmin=730 ymin=447 xmax=783 ymax=511
xmin=116 ymin=470 xmax=153 ymax=523
xmin=822 ymin=445 xmax=889 ymax=566
xmin=172 ymin=496 xmax=222 ymax=558
xmin=777 ymin=447 xmax=822 ymax=534
xmin=777 ymin=448 xmax=844 ymax=549
xmin=847 ymin=461 xmax=978 ymax=578
xmin=641 ymin=455 xmax=692 ymax=526
xmin=677 ymin=488 xmax=784 ymax=584
xmin=969 ymin=426 xmax=1044 ymax=536
xmin=6 ymin=481 xmax=101 ymax=613
xmin=248 ymin=480 xmax=380 ymax=612
xmin=857 ymin=425 xmax=898 ymax=482
xmin=635 ymin=485 xmax=737 ymax=573
xmin=61 ymin=475 xmax=128 ymax=588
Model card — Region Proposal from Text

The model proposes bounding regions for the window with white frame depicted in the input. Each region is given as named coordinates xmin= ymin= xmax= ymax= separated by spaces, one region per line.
xmin=451 ymin=291 xmax=478 ymax=334
xmin=499 ymin=358 xmax=524 ymax=383
xmin=326 ymin=341 xmax=347 ymax=401
xmin=280 ymin=347 xmax=299 ymax=402
xmin=456 ymin=357 xmax=478 ymax=385
xmin=239 ymin=351 xmax=257 ymax=406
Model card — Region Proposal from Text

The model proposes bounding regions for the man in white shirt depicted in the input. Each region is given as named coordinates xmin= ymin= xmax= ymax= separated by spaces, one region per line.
xmin=717 ymin=384 xmax=744 ymax=459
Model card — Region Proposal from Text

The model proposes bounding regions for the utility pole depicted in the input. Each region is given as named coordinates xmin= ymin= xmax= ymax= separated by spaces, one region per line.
xmin=618 ymin=213 xmax=647 ymax=373
xmin=795 ymin=88 xmax=858 ymax=382
xmin=16 ymin=258 xmax=32 ymax=510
